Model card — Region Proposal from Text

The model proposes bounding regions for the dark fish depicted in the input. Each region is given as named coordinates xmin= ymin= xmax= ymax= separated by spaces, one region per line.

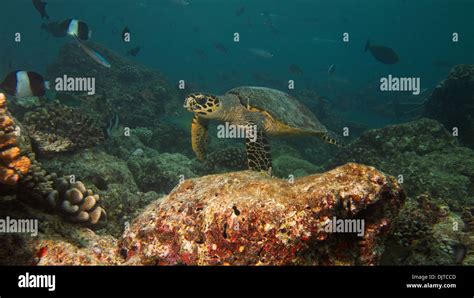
xmin=194 ymin=48 xmax=207 ymax=60
xmin=0 ymin=71 xmax=50 ymax=97
xmin=122 ymin=26 xmax=130 ymax=42
xmin=235 ymin=6 xmax=245 ymax=16
xmin=127 ymin=46 xmax=141 ymax=57
xmin=32 ymin=0 xmax=49 ymax=20
xmin=289 ymin=64 xmax=303 ymax=75
xmin=365 ymin=40 xmax=399 ymax=65
xmin=192 ymin=26 xmax=200 ymax=33
xmin=213 ymin=43 xmax=228 ymax=53
xmin=328 ymin=64 xmax=336 ymax=75
xmin=41 ymin=19 xmax=91 ymax=40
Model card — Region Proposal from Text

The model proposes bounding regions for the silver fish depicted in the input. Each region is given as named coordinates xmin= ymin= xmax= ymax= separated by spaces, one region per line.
xmin=247 ymin=48 xmax=274 ymax=59
xmin=74 ymin=36 xmax=111 ymax=68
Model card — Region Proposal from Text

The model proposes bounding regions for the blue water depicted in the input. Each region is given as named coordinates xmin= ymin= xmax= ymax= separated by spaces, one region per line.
xmin=1 ymin=0 xmax=474 ymax=127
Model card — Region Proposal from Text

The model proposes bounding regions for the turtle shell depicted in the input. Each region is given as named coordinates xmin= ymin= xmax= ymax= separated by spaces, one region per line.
xmin=226 ymin=86 xmax=327 ymax=133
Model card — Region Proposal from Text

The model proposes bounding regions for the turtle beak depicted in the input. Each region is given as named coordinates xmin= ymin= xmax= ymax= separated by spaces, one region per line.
xmin=183 ymin=97 xmax=193 ymax=111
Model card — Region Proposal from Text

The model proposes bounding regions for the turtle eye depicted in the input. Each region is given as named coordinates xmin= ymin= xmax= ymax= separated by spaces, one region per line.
xmin=196 ymin=96 xmax=208 ymax=106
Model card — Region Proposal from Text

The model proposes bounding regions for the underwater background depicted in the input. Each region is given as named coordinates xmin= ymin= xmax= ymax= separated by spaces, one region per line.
xmin=0 ymin=0 xmax=474 ymax=266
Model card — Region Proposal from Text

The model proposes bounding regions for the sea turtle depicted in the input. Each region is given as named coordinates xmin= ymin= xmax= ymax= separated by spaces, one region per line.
xmin=184 ymin=86 xmax=344 ymax=174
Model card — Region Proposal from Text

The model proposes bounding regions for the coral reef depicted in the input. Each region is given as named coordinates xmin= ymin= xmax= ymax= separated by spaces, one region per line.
xmin=204 ymin=146 xmax=247 ymax=173
xmin=120 ymin=164 xmax=405 ymax=265
xmin=41 ymin=149 xmax=153 ymax=236
xmin=329 ymin=118 xmax=473 ymax=208
xmin=272 ymin=155 xmax=321 ymax=178
xmin=127 ymin=152 xmax=198 ymax=194
xmin=0 ymin=93 xmax=107 ymax=227
xmin=329 ymin=118 xmax=474 ymax=264
xmin=424 ymin=64 xmax=474 ymax=148
xmin=23 ymin=103 xmax=105 ymax=154
xmin=46 ymin=42 xmax=183 ymax=128
xmin=132 ymin=127 xmax=153 ymax=146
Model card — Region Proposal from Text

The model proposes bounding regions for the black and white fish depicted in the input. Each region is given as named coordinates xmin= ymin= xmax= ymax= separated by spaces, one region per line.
xmin=41 ymin=19 xmax=91 ymax=40
xmin=0 ymin=71 xmax=50 ymax=97
xmin=365 ymin=40 xmax=399 ymax=65
xmin=32 ymin=0 xmax=49 ymax=20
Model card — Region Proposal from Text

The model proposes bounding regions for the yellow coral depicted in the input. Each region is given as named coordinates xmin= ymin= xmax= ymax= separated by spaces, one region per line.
xmin=0 ymin=146 xmax=20 ymax=162
xmin=8 ymin=156 xmax=31 ymax=174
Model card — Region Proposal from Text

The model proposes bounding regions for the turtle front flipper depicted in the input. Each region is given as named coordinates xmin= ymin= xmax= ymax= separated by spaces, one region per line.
xmin=245 ymin=124 xmax=272 ymax=174
xmin=321 ymin=130 xmax=345 ymax=147
xmin=191 ymin=115 xmax=209 ymax=160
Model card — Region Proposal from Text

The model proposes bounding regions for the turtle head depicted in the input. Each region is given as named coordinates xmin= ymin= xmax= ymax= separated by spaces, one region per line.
xmin=184 ymin=93 xmax=222 ymax=119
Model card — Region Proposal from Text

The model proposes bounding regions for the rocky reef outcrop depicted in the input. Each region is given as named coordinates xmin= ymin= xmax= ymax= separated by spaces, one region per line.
xmin=329 ymin=118 xmax=474 ymax=265
xmin=120 ymin=164 xmax=405 ymax=266
xmin=0 ymin=164 xmax=405 ymax=265
xmin=424 ymin=64 xmax=474 ymax=148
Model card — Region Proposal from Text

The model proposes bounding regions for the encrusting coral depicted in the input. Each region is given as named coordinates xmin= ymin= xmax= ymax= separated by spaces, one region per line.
xmin=0 ymin=93 xmax=106 ymax=227
xmin=23 ymin=103 xmax=105 ymax=154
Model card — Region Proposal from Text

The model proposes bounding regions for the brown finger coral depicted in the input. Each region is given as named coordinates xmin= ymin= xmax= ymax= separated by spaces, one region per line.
xmin=49 ymin=178 xmax=107 ymax=226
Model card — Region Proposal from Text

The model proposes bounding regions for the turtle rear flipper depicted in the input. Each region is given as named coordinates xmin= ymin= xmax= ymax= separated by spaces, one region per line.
xmin=321 ymin=130 xmax=345 ymax=147
xmin=191 ymin=115 xmax=209 ymax=160
xmin=245 ymin=124 xmax=272 ymax=174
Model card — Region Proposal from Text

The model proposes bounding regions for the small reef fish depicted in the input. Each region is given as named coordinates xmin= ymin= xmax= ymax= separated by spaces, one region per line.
xmin=0 ymin=71 xmax=50 ymax=97
xmin=73 ymin=36 xmax=111 ymax=68
xmin=122 ymin=26 xmax=130 ymax=42
xmin=194 ymin=48 xmax=207 ymax=60
xmin=168 ymin=0 xmax=189 ymax=5
xmin=41 ymin=19 xmax=91 ymax=40
xmin=247 ymin=48 xmax=274 ymax=59
xmin=235 ymin=6 xmax=246 ymax=16
xmin=32 ymin=0 xmax=49 ymax=20
xmin=289 ymin=64 xmax=303 ymax=75
xmin=213 ymin=43 xmax=228 ymax=53
xmin=127 ymin=46 xmax=141 ymax=57
xmin=328 ymin=64 xmax=336 ymax=75
xmin=365 ymin=40 xmax=399 ymax=65
xmin=37 ymin=246 xmax=48 ymax=259
xmin=312 ymin=37 xmax=336 ymax=43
